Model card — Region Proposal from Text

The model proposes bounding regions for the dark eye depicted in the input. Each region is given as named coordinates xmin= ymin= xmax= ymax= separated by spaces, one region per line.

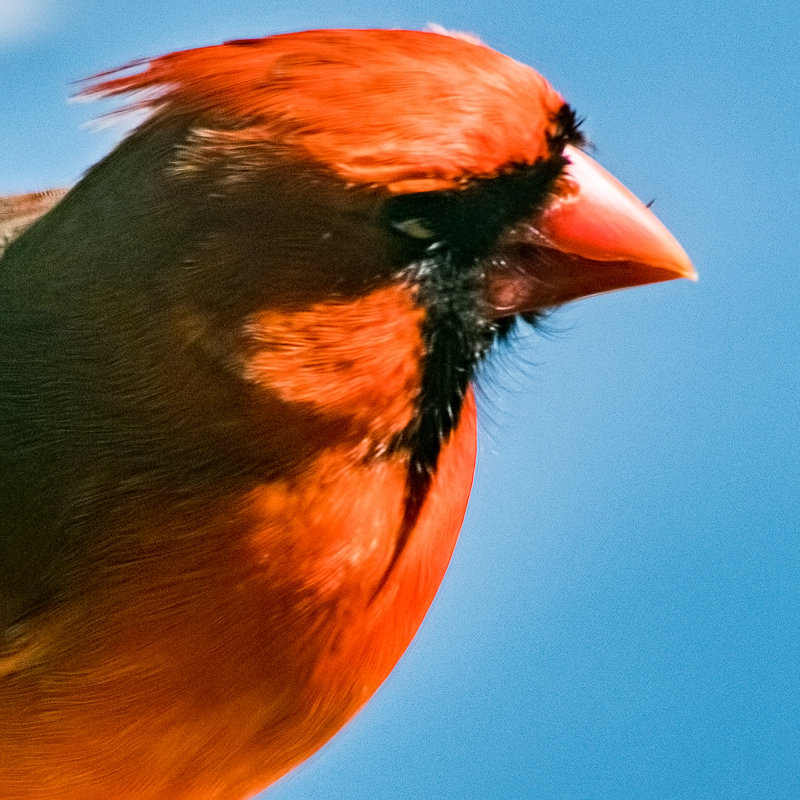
xmin=383 ymin=192 xmax=457 ymax=254
xmin=385 ymin=192 xmax=454 ymax=229
xmin=390 ymin=217 xmax=437 ymax=240
xmin=383 ymin=155 xmax=569 ymax=265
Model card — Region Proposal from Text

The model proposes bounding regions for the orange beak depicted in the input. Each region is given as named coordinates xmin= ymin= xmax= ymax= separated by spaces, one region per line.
xmin=486 ymin=145 xmax=696 ymax=316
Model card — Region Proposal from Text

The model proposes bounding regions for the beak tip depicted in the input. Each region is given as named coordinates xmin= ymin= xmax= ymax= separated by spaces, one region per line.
xmin=670 ymin=248 xmax=697 ymax=283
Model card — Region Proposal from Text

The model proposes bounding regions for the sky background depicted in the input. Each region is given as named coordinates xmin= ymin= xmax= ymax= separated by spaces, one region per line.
xmin=2 ymin=2 xmax=798 ymax=799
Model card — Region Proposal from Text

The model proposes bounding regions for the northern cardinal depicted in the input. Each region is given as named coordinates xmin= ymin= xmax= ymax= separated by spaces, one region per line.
xmin=0 ymin=28 xmax=694 ymax=800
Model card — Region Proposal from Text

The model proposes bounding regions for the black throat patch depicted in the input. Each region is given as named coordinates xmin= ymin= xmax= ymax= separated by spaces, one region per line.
xmin=374 ymin=151 xmax=570 ymax=593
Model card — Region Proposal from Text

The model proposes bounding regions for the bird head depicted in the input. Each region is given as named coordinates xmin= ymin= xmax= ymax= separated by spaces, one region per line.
xmin=75 ymin=27 xmax=693 ymax=453
xmin=59 ymin=29 xmax=697 ymax=578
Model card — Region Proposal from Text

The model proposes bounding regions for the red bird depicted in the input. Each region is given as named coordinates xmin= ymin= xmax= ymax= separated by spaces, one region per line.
xmin=0 ymin=29 xmax=694 ymax=800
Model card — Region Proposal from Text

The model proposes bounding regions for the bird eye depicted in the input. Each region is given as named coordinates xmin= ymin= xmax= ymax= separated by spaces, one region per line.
xmin=391 ymin=218 xmax=437 ymax=240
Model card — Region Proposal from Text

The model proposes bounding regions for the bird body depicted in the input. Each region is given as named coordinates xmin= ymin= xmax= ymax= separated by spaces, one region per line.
xmin=0 ymin=390 xmax=476 ymax=799
xmin=0 ymin=29 xmax=694 ymax=799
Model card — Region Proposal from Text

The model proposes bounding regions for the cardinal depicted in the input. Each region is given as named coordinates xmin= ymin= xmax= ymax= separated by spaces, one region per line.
xmin=0 ymin=28 xmax=694 ymax=800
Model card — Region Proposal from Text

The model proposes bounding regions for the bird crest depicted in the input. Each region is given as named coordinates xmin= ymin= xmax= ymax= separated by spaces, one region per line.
xmin=80 ymin=29 xmax=568 ymax=193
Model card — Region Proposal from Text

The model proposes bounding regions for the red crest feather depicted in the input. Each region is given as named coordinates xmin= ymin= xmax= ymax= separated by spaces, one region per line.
xmin=80 ymin=29 xmax=565 ymax=192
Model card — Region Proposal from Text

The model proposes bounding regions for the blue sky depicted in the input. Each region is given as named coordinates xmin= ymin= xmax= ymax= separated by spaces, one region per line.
xmin=2 ymin=2 xmax=798 ymax=798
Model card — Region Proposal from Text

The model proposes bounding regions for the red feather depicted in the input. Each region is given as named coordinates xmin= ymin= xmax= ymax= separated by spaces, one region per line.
xmin=81 ymin=30 xmax=564 ymax=192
